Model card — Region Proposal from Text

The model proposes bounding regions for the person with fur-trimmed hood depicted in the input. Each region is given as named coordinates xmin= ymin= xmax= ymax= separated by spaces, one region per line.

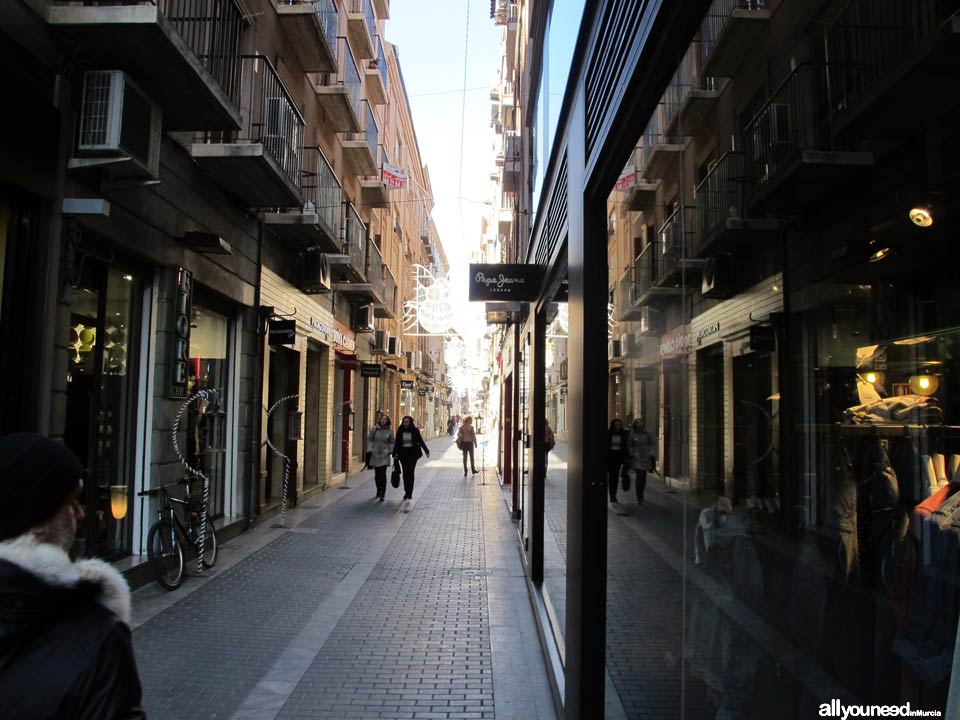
xmin=0 ymin=432 xmax=146 ymax=720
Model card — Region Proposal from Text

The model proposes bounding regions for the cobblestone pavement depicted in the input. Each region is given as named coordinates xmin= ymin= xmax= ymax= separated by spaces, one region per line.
xmin=132 ymin=439 xmax=557 ymax=720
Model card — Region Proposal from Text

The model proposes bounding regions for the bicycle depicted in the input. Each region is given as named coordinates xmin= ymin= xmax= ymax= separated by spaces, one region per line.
xmin=138 ymin=477 xmax=219 ymax=590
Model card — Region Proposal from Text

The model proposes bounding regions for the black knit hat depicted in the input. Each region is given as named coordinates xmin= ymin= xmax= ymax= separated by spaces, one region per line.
xmin=0 ymin=433 xmax=83 ymax=541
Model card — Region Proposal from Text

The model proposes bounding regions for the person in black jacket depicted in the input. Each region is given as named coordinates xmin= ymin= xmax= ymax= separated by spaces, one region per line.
xmin=0 ymin=432 xmax=145 ymax=720
xmin=606 ymin=419 xmax=627 ymax=503
xmin=393 ymin=416 xmax=430 ymax=500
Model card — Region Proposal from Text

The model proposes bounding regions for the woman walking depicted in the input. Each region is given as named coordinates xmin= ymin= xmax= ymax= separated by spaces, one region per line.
xmin=457 ymin=415 xmax=479 ymax=476
xmin=393 ymin=416 xmax=430 ymax=500
xmin=606 ymin=419 xmax=627 ymax=503
xmin=366 ymin=414 xmax=394 ymax=501
xmin=625 ymin=416 xmax=656 ymax=505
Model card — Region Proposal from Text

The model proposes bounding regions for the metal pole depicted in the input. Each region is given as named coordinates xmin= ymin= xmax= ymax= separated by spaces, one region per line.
xmin=265 ymin=393 xmax=300 ymax=527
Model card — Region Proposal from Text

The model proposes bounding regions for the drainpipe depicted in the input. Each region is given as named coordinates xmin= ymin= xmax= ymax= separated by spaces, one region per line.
xmin=249 ymin=222 xmax=265 ymax=528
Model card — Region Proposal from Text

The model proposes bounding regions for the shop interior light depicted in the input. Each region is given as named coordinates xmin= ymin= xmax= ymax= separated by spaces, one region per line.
xmin=909 ymin=206 xmax=934 ymax=228
xmin=110 ymin=485 xmax=128 ymax=520
xmin=868 ymin=247 xmax=893 ymax=263
xmin=908 ymin=374 xmax=939 ymax=396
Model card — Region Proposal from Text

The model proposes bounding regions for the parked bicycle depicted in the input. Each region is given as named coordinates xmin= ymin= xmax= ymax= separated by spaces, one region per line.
xmin=138 ymin=477 xmax=218 ymax=590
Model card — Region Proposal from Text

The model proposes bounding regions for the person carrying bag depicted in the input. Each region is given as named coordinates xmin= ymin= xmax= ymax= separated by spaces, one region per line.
xmin=456 ymin=415 xmax=479 ymax=477
xmin=366 ymin=415 xmax=394 ymax=501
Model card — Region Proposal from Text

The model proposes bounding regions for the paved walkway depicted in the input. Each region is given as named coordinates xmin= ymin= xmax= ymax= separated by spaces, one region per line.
xmin=131 ymin=438 xmax=557 ymax=720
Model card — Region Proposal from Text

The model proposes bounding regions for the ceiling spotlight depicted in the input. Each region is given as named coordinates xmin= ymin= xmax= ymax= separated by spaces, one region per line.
xmin=909 ymin=206 xmax=934 ymax=228
xmin=868 ymin=247 xmax=893 ymax=263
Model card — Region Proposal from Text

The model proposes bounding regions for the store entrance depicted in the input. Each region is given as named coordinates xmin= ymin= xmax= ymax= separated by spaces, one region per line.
xmin=697 ymin=345 xmax=725 ymax=497
xmin=733 ymin=352 xmax=774 ymax=504
xmin=663 ymin=358 xmax=687 ymax=479
xmin=63 ymin=257 xmax=143 ymax=559
xmin=303 ymin=344 xmax=325 ymax=490
xmin=266 ymin=346 xmax=300 ymax=503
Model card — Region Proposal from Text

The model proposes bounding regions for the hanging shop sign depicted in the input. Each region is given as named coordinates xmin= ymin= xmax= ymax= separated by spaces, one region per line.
xmin=269 ymin=319 xmax=297 ymax=346
xmin=733 ymin=325 xmax=776 ymax=357
xmin=167 ymin=267 xmax=193 ymax=399
xmin=418 ymin=388 xmax=428 ymax=396
xmin=309 ymin=317 xmax=356 ymax=352
xmin=468 ymin=263 xmax=543 ymax=302
xmin=361 ymin=362 xmax=383 ymax=378
xmin=400 ymin=379 xmax=415 ymax=390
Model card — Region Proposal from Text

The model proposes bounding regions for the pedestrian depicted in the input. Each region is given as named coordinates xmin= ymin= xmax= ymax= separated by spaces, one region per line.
xmin=456 ymin=415 xmax=479 ymax=476
xmin=624 ymin=416 xmax=656 ymax=505
xmin=607 ymin=419 xmax=627 ymax=503
xmin=544 ymin=419 xmax=556 ymax=472
xmin=393 ymin=416 xmax=430 ymax=500
xmin=447 ymin=418 xmax=455 ymax=436
xmin=366 ymin=414 xmax=395 ymax=501
xmin=0 ymin=432 xmax=146 ymax=720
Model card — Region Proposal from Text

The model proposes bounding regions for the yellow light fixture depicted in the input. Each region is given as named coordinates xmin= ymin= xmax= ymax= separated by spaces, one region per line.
xmin=109 ymin=485 xmax=128 ymax=520
xmin=908 ymin=374 xmax=939 ymax=396
xmin=868 ymin=247 xmax=893 ymax=263
xmin=909 ymin=206 xmax=934 ymax=228
xmin=864 ymin=372 xmax=879 ymax=384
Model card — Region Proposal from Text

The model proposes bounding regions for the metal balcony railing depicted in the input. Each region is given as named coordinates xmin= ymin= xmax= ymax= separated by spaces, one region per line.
xmin=366 ymin=234 xmax=383 ymax=289
xmin=343 ymin=203 xmax=368 ymax=278
xmin=374 ymin=35 xmax=387 ymax=87
xmin=662 ymin=43 xmax=718 ymax=128
xmin=700 ymin=0 xmax=768 ymax=64
xmin=744 ymin=64 xmax=832 ymax=190
xmin=300 ymin=146 xmax=342 ymax=235
xmin=507 ymin=2 xmax=520 ymax=23
xmin=694 ymin=151 xmax=746 ymax=253
xmin=344 ymin=100 xmax=379 ymax=163
xmin=657 ymin=206 xmax=695 ymax=284
xmin=826 ymin=0 xmax=946 ymax=115
xmin=352 ymin=0 xmax=375 ymax=48
xmin=632 ymin=244 xmax=657 ymax=299
xmin=381 ymin=265 xmax=397 ymax=311
xmin=319 ymin=37 xmax=362 ymax=120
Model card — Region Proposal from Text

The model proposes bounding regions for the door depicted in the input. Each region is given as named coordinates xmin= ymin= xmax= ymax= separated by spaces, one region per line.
xmin=733 ymin=352 xmax=774 ymax=503
xmin=697 ymin=345 xmax=724 ymax=497
xmin=63 ymin=259 xmax=143 ymax=559
xmin=266 ymin=346 xmax=299 ymax=502
xmin=332 ymin=366 xmax=345 ymax=473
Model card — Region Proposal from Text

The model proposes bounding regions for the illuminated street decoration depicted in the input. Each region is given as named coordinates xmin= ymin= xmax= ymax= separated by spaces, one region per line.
xmin=403 ymin=264 xmax=455 ymax=336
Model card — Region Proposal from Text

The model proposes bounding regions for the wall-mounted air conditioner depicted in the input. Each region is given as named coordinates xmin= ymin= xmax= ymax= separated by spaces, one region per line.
xmin=388 ymin=335 xmax=402 ymax=357
xmin=75 ymin=70 xmax=161 ymax=179
xmin=373 ymin=329 xmax=389 ymax=354
xmin=300 ymin=251 xmax=332 ymax=293
xmin=639 ymin=307 xmax=662 ymax=337
xmin=352 ymin=304 xmax=375 ymax=333
xmin=701 ymin=255 xmax=734 ymax=299
xmin=608 ymin=338 xmax=622 ymax=360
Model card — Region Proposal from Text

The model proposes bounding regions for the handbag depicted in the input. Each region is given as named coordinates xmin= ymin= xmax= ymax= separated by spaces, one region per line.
xmin=391 ymin=458 xmax=402 ymax=488
xmin=364 ymin=450 xmax=372 ymax=468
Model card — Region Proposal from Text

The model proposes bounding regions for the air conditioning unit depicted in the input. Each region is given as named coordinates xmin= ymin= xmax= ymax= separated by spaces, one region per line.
xmin=608 ymin=338 xmax=622 ymax=360
xmin=388 ymin=335 xmax=402 ymax=357
xmin=352 ymin=304 xmax=375 ymax=333
xmin=701 ymin=255 xmax=734 ymax=299
xmin=639 ymin=307 xmax=662 ymax=337
xmin=300 ymin=251 xmax=332 ymax=293
xmin=622 ymin=330 xmax=642 ymax=357
xmin=373 ymin=329 xmax=389 ymax=354
xmin=76 ymin=70 xmax=161 ymax=179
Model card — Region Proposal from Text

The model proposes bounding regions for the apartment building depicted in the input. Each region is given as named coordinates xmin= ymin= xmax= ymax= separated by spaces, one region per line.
xmin=487 ymin=0 xmax=960 ymax=717
xmin=0 ymin=0 xmax=447 ymax=578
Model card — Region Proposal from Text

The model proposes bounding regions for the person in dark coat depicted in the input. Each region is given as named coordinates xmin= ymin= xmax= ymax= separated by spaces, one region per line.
xmin=0 ymin=432 xmax=145 ymax=720
xmin=366 ymin=414 xmax=395 ymax=501
xmin=625 ymin=416 xmax=656 ymax=505
xmin=606 ymin=419 xmax=627 ymax=503
xmin=393 ymin=416 xmax=430 ymax=500
xmin=456 ymin=415 xmax=479 ymax=477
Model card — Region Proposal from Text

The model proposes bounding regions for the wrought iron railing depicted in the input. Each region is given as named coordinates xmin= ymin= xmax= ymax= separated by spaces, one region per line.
xmin=421 ymin=210 xmax=431 ymax=241
xmin=344 ymin=100 xmax=379 ymax=164
xmin=352 ymin=0 xmax=375 ymax=48
xmin=826 ymin=0 xmax=946 ymax=115
xmin=633 ymin=244 xmax=657 ymax=299
xmin=700 ymin=0 xmax=768 ymax=65
xmin=366 ymin=233 xmax=383 ymax=289
xmin=381 ymin=265 xmax=397 ymax=311
xmin=744 ymin=64 xmax=831 ymax=190
xmin=374 ymin=35 xmax=387 ymax=87
xmin=694 ymin=151 xmax=746 ymax=253
xmin=662 ymin=43 xmax=717 ymax=128
xmin=300 ymin=147 xmax=342 ymax=237
xmin=319 ymin=37 xmax=362 ymax=122
xmin=617 ymin=266 xmax=638 ymax=320
xmin=657 ymin=206 xmax=695 ymax=283
xmin=640 ymin=106 xmax=673 ymax=171
xmin=343 ymin=203 xmax=368 ymax=277
xmin=421 ymin=352 xmax=435 ymax=378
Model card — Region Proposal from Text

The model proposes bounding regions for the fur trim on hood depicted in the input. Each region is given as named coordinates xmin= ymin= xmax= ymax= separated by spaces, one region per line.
xmin=0 ymin=533 xmax=131 ymax=624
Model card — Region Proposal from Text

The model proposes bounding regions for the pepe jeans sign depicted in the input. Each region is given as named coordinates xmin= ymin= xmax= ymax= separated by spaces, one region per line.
xmin=309 ymin=317 xmax=356 ymax=352
xmin=167 ymin=267 xmax=193 ymax=399
xmin=468 ymin=264 xmax=543 ymax=302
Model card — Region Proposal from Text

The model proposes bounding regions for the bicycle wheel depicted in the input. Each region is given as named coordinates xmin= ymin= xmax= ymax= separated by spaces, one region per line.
xmin=197 ymin=518 xmax=218 ymax=569
xmin=147 ymin=520 xmax=184 ymax=590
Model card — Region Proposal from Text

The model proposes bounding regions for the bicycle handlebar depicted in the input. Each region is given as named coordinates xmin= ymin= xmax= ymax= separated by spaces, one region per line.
xmin=135 ymin=477 xmax=198 ymax=498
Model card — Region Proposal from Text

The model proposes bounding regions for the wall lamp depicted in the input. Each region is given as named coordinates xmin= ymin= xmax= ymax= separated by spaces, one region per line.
xmin=909 ymin=206 xmax=934 ymax=228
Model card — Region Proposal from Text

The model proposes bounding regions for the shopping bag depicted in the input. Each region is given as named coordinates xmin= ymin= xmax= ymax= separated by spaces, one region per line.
xmin=363 ymin=451 xmax=372 ymax=469
xmin=391 ymin=458 xmax=402 ymax=488
xmin=621 ymin=468 xmax=632 ymax=492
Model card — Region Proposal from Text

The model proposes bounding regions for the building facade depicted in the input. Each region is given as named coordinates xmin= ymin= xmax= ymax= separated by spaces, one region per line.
xmin=486 ymin=0 xmax=960 ymax=717
xmin=1 ymin=0 xmax=447 ymax=578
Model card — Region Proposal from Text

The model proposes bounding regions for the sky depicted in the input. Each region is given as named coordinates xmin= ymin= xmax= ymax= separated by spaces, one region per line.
xmin=385 ymin=0 xmax=500 ymax=291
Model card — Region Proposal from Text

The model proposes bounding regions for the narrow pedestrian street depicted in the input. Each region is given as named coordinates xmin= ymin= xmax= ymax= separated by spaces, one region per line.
xmin=130 ymin=438 xmax=556 ymax=720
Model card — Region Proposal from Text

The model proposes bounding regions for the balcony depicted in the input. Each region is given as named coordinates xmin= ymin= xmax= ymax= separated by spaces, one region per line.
xmin=656 ymin=206 xmax=702 ymax=287
xmin=48 ymin=0 xmax=245 ymax=130
xmin=364 ymin=36 xmax=388 ymax=105
xmin=826 ymin=0 xmax=960 ymax=139
xmin=617 ymin=265 xmax=646 ymax=322
xmin=622 ymin=149 xmax=659 ymax=212
xmin=421 ymin=211 xmax=432 ymax=242
xmin=331 ymin=203 xmax=368 ymax=284
xmin=625 ymin=243 xmax=682 ymax=307
xmin=421 ymin=352 xmax=435 ymax=379
xmin=498 ymin=206 xmax=514 ymax=235
xmin=693 ymin=151 xmax=781 ymax=257
xmin=640 ymin=106 xmax=683 ymax=180
xmin=347 ymin=0 xmax=376 ymax=60
xmin=359 ymin=147 xmax=390 ymax=208
xmin=342 ymin=101 xmax=379 ymax=176
xmin=662 ymin=42 xmax=720 ymax=138
xmin=191 ymin=55 xmax=304 ymax=208
xmin=744 ymin=64 xmax=874 ymax=213
xmin=272 ymin=0 xmax=337 ymax=73
xmin=372 ymin=0 xmax=390 ymax=20
xmin=310 ymin=38 xmax=362 ymax=132
xmin=700 ymin=0 xmax=771 ymax=78
xmin=503 ymin=132 xmax=521 ymax=193
xmin=375 ymin=266 xmax=397 ymax=318
xmin=261 ymin=147 xmax=342 ymax=252
xmin=493 ymin=0 xmax=508 ymax=25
